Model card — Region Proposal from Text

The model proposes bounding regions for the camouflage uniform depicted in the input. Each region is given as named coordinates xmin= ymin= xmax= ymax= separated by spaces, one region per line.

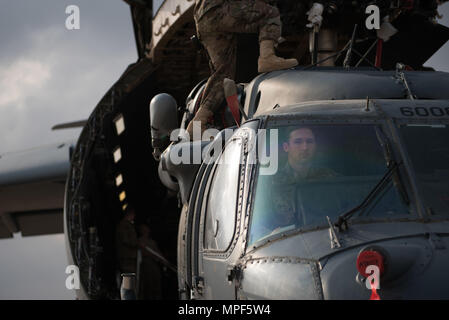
xmin=250 ymin=162 xmax=337 ymax=243
xmin=194 ymin=0 xmax=282 ymax=114
xmin=271 ymin=163 xmax=337 ymax=227
xmin=116 ymin=219 xmax=138 ymax=273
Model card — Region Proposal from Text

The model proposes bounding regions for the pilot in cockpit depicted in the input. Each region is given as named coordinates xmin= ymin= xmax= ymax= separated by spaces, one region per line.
xmin=250 ymin=127 xmax=337 ymax=241
xmin=271 ymin=127 xmax=337 ymax=225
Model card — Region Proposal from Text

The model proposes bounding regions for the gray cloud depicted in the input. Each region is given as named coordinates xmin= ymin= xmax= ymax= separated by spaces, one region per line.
xmin=0 ymin=0 xmax=136 ymax=153
xmin=0 ymin=234 xmax=75 ymax=300
xmin=0 ymin=0 xmax=136 ymax=299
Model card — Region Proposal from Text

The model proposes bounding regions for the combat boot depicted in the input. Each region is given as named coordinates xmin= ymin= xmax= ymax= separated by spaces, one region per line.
xmin=186 ymin=107 xmax=213 ymax=140
xmin=258 ymin=40 xmax=298 ymax=73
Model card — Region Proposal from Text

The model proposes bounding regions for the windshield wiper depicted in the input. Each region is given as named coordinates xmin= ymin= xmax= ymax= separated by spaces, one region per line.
xmin=375 ymin=127 xmax=410 ymax=206
xmin=335 ymin=161 xmax=402 ymax=231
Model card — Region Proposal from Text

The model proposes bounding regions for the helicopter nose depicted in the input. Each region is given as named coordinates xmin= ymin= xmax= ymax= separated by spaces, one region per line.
xmin=320 ymin=238 xmax=449 ymax=299
xmin=238 ymin=235 xmax=449 ymax=299
xmin=238 ymin=256 xmax=324 ymax=300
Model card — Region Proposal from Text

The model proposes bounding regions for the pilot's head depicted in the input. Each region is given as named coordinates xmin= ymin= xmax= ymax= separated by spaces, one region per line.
xmin=283 ymin=127 xmax=317 ymax=171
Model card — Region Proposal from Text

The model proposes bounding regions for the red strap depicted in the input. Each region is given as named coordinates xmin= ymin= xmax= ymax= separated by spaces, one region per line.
xmin=370 ymin=285 xmax=381 ymax=300
xmin=225 ymin=94 xmax=241 ymax=127
xmin=375 ymin=39 xmax=383 ymax=68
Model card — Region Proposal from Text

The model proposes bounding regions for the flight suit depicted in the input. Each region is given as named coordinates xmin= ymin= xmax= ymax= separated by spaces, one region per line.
xmin=116 ymin=219 xmax=138 ymax=273
xmin=193 ymin=0 xmax=282 ymax=115
xmin=250 ymin=162 xmax=338 ymax=243
xmin=270 ymin=163 xmax=337 ymax=228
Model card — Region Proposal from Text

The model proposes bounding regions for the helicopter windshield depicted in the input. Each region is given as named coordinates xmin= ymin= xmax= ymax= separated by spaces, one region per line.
xmin=248 ymin=124 xmax=411 ymax=245
xmin=400 ymin=124 xmax=449 ymax=217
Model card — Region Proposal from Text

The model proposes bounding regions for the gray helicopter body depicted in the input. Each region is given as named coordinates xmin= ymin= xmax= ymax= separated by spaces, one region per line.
xmin=153 ymin=67 xmax=449 ymax=299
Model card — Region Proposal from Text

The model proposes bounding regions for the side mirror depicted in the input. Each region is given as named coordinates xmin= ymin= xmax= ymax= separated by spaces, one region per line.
xmin=149 ymin=93 xmax=178 ymax=160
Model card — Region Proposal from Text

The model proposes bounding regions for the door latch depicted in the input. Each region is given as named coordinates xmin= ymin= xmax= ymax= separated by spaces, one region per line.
xmin=227 ymin=265 xmax=242 ymax=284
xmin=193 ymin=276 xmax=204 ymax=295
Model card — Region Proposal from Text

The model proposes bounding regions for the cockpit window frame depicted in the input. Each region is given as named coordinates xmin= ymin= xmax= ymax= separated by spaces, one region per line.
xmin=244 ymin=117 xmax=422 ymax=252
xmin=393 ymin=119 xmax=449 ymax=220
xmin=198 ymin=135 xmax=247 ymax=258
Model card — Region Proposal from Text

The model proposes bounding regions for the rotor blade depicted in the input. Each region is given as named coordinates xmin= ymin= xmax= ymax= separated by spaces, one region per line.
xmin=51 ymin=120 xmax=87 ymax=130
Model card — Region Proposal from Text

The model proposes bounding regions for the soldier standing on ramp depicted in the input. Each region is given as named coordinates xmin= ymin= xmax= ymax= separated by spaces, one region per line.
xmin=186 ymin=0 xmax=299 ymax=138
xmin=116 ymin=206 xmax=140 ymax=274
xmin=137 ymin=224 xmax=163 ymax=300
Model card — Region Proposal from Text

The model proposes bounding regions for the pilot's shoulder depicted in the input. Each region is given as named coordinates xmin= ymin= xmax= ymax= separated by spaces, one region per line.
xmin=271 ymin=166 xmax=291 ymax=184
xmin=310 ymin=167 xmax=338 ymax=179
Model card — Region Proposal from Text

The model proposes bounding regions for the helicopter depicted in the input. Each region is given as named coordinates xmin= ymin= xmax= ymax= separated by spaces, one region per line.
xmin=66 ymin=0 xmax=449 ymax=300
xmin=2 ymin=0 xmax=448 ymax=300
xmin=145 ymin=0 xmax=449 ymax=300
xmin=149 ymin=63 xmax=449 ymax=299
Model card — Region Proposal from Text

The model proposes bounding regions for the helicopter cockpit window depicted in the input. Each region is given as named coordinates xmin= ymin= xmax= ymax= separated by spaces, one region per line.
xmin=248 ymin=124 xmax=411 ymax=246
xmin=204 ymin=138 xmax=243 ymax=251
xmin=400 ymin=124 xmax=449 ymax=217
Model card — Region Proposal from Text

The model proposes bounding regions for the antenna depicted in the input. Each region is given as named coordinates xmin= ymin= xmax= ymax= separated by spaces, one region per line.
xmin=355 ymin=39 xmax=378 ymax=67
xmin=310 ymin=24 xmax=320 ymax=65
xmin=395 ymin=63 xmax=416 ymax=100
xmin=343 ymin=24 xmax=358 ymax=68
xmin=304 ymin=23 xmax=381 ymax=70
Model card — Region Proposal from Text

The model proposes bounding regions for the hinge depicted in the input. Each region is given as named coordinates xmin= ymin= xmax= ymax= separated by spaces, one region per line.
xmin=193 ymin=276 xmax=204 ymax=295
xmin=429 ymin=233 xmax=446 ymax=250
xmin=227 ymin=265 xmax=242 ymax=284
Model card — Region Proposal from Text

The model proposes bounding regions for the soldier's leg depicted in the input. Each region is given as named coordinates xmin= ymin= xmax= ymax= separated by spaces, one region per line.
xmin=216 ymin=0 xmax=280 ymax=35
xmin=186 ymin=33 xmax=236 ymax=139
xmin=216 ymin=0 xmax=298 ymax=73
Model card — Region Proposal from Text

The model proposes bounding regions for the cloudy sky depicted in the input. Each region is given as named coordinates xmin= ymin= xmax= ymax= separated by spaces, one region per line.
xmin=0 ymin=0 xmax=137 ymax=154
xmin=0 ymin=0 xmax=136 ymax=299
xmin=0 ymin=1 xmax=448 ymax=299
